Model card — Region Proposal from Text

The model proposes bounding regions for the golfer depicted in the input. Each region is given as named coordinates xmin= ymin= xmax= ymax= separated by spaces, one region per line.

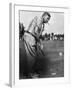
xmin=23 ymin=12 xmax=51 ymax=78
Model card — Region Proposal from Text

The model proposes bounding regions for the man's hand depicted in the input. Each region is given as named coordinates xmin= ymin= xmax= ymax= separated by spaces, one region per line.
xmin=41 ymin=44 xmax=43 ymax=50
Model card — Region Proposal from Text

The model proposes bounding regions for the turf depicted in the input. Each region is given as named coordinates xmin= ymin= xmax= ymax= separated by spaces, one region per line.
xmin=19 ymin=40 xmax=64 ymax=79
xmin=39 ymin=40 xmax=64 ymax=78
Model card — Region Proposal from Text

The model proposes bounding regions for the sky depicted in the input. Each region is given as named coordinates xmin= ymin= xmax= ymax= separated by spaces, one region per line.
xmin=19 ymin=11 xmax=64 ymax=34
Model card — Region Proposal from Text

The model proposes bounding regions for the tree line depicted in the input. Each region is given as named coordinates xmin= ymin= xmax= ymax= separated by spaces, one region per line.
xmin=40 ymin=33 xmax=64 ymax=41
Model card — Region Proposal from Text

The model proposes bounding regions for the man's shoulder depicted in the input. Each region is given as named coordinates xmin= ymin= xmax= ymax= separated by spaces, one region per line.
xmin=32 ymin=16 xmax=38 ymax=22
xmin=33 ymin=16 xmax=42 ymax=22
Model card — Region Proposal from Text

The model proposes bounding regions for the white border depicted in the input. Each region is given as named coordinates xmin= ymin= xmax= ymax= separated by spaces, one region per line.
xmin=10 ymin=4 xmax=70 ymax=87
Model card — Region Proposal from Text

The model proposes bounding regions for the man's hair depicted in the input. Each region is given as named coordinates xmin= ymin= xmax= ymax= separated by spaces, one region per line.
xmin=42 ymin=12 xmax=51 ymax=18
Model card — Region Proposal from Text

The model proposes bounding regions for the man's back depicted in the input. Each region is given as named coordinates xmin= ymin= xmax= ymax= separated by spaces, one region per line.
xmin=27 ymin=16 xmax=43 ymax=36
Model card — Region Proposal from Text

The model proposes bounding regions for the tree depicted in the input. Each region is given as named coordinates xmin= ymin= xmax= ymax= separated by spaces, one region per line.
xmin=19 ymin=22 xmax=25 ymax=40
xmin=51 ymin=32 xmax=54 ymax=40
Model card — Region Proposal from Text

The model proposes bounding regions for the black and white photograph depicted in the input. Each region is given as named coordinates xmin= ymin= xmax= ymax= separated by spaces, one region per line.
xmin=19 ymin=10 xmax=64 ymax=79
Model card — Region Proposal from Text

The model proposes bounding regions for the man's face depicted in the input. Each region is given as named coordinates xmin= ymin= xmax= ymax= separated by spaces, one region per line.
xmin=43 ymin=15 xmax=50 ymax=23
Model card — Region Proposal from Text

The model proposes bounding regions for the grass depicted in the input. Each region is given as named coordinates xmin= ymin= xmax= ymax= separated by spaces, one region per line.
xmin=39 ymin=40 xmax=64 ymax=78
xmin=19 ymin=40 xmax=64 ymax=79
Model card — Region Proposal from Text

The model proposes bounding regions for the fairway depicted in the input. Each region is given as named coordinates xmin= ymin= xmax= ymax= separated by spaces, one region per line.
xmin=19 ymin=40 xmax=64 ymax=79
xmin=39 ymin=40 xmax=64 ymax=78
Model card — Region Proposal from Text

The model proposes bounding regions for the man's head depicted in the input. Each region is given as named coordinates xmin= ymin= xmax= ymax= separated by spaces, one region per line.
xmin=42 ymin=12 xmax=51 ymax=23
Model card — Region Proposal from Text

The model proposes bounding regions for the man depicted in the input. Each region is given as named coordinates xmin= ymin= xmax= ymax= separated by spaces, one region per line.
xmin=23 ymin=12 xmax=51 ymax=78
